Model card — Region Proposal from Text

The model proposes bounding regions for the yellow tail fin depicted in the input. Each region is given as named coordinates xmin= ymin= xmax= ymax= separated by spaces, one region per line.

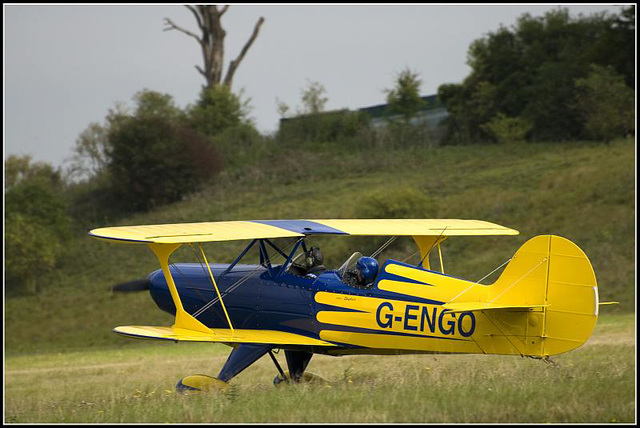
xmin=489 ymin=235 xmax=598 ymax=356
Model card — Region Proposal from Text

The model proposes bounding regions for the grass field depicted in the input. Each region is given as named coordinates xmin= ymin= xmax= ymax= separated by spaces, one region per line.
xmin=4 ymin=137 xmax=636 ymax=423
xmin=4 ymin=313 xmax=635 ymax=423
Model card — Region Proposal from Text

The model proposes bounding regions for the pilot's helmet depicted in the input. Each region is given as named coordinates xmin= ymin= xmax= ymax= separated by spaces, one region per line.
xmin=356 ymin=256 xmax=379 ymax=284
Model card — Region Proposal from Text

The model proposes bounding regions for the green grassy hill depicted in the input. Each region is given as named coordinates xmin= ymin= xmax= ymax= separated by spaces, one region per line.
xmin=5 ymin=138 xmax=635 ymax=355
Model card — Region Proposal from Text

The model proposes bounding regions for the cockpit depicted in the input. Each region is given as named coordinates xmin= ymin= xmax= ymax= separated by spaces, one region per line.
xmin=286 ymin=246 xmax=327 ymax=277
xmin=336 ymin=251 xmax=362 ymax=278
xmin=286 ymin=248 xmax=378 ymax=288
xmin=221 ymin=236 xmax=401 ymax=290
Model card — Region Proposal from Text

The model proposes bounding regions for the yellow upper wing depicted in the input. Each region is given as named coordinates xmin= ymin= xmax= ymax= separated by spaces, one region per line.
xmin=89 ymin=219 xmax=518 ymax=244
xmin=89 ymin=221 xmax=304 ymax=244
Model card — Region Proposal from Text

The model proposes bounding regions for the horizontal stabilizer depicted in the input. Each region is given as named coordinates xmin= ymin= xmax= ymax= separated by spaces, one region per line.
xmin=113 ymin=325 xmax=336 ymax=347
xmin=442 ymin=302 xmax=548 ymax=313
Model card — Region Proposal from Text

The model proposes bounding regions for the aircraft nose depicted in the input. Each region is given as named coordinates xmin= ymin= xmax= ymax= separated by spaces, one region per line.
xmin=148 ymin=269 xmax=176 ymax=315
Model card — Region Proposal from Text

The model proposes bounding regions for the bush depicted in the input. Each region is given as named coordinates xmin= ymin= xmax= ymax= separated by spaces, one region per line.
xmin=107 ymin=115 xmax=222 ymax=212
xmin=339 ymin=186 xmax=439 ymax=259
xmin=481 ymin=113 xmax=532 ymax=144
xmin=278 ymin=109 xmax=369 ymax=145
xmin=213 ymin=123 xmax=271 ymax=170
xmin=355 ymin=186 xmax=438 ymax=219
xmin=188 ymin=85 xmax=248 ymax=138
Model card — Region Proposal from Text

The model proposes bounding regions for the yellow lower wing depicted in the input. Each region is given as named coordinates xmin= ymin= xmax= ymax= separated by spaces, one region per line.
xmin=113 ymin=326 xmax=336 ymax=347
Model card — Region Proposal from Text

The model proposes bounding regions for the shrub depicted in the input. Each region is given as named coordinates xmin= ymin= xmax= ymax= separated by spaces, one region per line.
xmin=188 ymin=85 xmax=248 ymax=138
xmin=106 ymin=116 xmax=222 ymax=212
xmin=213 ymin=123 xmax=270 ymax=170
xmin=278 ymin=109 xmax=369 ymax=145
xmin=481 ymin=113 xmax=532 ymax=144
xmin=343 ymin=186 xmax=439 ymax=259
xmin=355 ymin=186 xmax=438 ymax=219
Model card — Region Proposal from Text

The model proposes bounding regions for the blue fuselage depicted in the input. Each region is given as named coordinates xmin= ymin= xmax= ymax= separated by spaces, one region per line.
xmin=148 ymin=261 xmax=444 ymax=352
xmin=150 ymin=263 xmax=371 ymax=336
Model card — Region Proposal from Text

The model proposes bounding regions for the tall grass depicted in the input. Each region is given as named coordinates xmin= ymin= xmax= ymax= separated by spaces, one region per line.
xmin=4 ymin=314 xmax=634 ymax=423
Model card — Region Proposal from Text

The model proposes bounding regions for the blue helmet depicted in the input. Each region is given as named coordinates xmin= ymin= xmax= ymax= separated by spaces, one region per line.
xmin=356 ymin=256 xmax=379 ymax=284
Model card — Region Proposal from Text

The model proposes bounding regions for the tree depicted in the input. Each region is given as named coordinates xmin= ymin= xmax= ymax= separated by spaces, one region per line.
xmin=188 ymin=85 xmax=248 ymax=137
xmin=385 ymin=68 xmax=426 ymax=124
xmin=438 ymin=7 xmax=632 ymax=143
xmin=300 ymin=80 xmax=329 ymax=115
xmin=5 ymin=155 xmax=71 ymax=294
xmin=67 ymin=122 xmax=110 ymax=182
xmin=5 ymin=213 xmax=60 ymax=294
xmin=276 ymin=80 xmax=329 ymax=118
xmin=276 ymin=80 xmax=369 ymax=144
xmin=275 ymin=97 xmax=290 ymax=118
xmin=575 ymin=65 xmax=635 ymax=143
xmin=66 ymin=89 xmax=231 ymax=220
xmin=164 ymin=5 xmax=265 ymax=89
xmin=5 ymin=154 xmax=62 ymax=191
xmin=594 ymin=5 xmax=635 ymax=89
xmin=105 ymin=90 xmax=222 ymax=212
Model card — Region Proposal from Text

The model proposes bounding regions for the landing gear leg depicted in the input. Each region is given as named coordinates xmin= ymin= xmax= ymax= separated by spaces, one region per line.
xmin=285 ymin=350 xmax=313 ymax=382
xmin=272 ymin=350 xmax=324 ymax=385
xmin=176 ymin=344 xmax=271 ymax=394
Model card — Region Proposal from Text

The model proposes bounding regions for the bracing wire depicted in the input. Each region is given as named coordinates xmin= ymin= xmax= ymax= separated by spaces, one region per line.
xmin=370 ymin=236 xmax=397 ymax=258
xmin=190 ymin=238 xmax=299 ymax=319
xmin=475 ymin=258 xmax=512 ymax=284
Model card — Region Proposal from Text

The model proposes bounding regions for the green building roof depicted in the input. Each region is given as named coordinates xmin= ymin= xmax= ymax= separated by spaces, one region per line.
xmin=358 ymin=94 xmax=443 ymax=118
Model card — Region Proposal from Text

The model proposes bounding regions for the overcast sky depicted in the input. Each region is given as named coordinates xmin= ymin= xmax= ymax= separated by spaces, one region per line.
xmin=4 ymin=4 xmax=624 ymax=167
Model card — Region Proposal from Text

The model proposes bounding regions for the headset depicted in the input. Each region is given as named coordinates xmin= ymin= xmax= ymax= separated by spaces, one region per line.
xmin=305 ymin=247 xmax=323 ymax=268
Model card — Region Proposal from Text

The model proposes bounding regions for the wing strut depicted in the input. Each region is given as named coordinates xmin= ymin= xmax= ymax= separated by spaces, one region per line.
xmin=437 ymin=242 xmax=445 ymax=273
xmin=197 ymin=243 xmax=235 ymax=333
xmin=149 ymin=243 xmax=212 ymax=335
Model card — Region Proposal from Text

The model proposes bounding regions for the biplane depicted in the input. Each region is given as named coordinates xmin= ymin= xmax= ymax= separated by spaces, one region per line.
xmin=89 ymin=219 xmax=608 ymax=393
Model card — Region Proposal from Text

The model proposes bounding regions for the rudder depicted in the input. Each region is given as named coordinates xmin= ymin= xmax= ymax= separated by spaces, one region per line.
xmin=490 ymin=235 xmax=598 ymax=356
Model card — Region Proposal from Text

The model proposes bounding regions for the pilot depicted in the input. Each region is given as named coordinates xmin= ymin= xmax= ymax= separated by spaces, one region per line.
xmin=304 ymin=247 xmax=326 ymax=278
xmin=344 ymin=256 xmax=379 ymax=288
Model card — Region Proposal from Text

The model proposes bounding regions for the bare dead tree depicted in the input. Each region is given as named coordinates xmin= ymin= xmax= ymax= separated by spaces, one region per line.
xmin=164 ymin=5 xmax=265 ymax=89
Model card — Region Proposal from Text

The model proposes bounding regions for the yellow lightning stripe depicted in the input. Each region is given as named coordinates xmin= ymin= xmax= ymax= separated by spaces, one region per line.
xmin=315 ymin=292 xmax=474 ymax=342
xmin=379 ymin=264 xmax=481 ymax=303
xmin=319 ymin=331 xmax=481 ymax=353
xmin=376 ymin=279 xmax=434 ymax=301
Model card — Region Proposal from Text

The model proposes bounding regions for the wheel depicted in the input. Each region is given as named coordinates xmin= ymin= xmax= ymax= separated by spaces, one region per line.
xmin=273 ymin=370 xmax=327 ymax=386
xmin=176 ymin=374 xmax=229 ymax=394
